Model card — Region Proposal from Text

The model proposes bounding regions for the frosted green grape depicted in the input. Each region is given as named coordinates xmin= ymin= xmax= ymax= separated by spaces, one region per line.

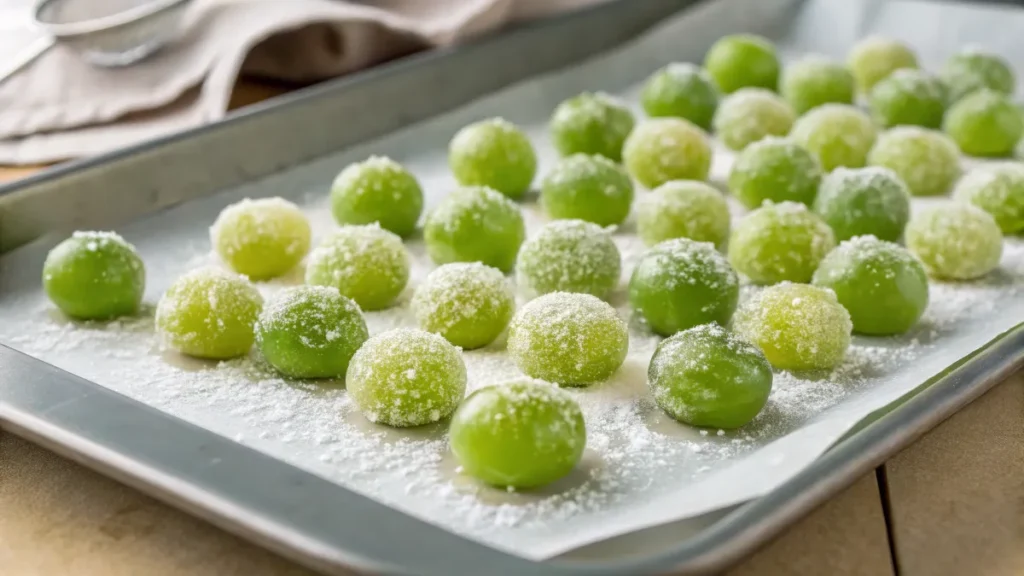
xmin=412 ymin=262 xmax=514 ymax=350
xmin=449 ymin=118 xmax=537 ymax=199
xmin=813 ymin=166 xmax=911 ymax=242
xmin=649 ymin=323 xmax=772 ymax=429
xmin=905 ymin=203 xmax=1003 ymax=280
xmin=941 ymin=49 xmax=1015 ymax=102
xmin=848 ymin=36 xmax=919 ymax=94
xmin=944 ymin=89 xmax=1023 ymax=157
xmin=210 ymin=197 xmax=311 ymax=281
xmin=867 ymin=127 xmax=961 ymax=197
xmin=449 ymin=378 xmax=586 ymax=489
xmin=780 ymin=56 xmax=855 ymax=115
xmin=423 ymin=186 xmax=525 ymax=273
xmin=636 ymin=180 xmax=731 ymax=248
xmin=305 ymin=224 xmax=410 ymax=311
xmin=155 ymin=267 xmax=263 ymax=360
xmin=629 ymin=238 xmax=739 ymax=337
xmin=540 ymin=154 xmax=633 ymax=226
xmin=346 ymin=329 xmax=467 ymax=427
xmin=330 ymin=156 xmax=423 ymax=238
xmin=256 ymin=286 xmax=368 ymax=378
xmin=507 ymin=292 xmax=628 ymax=386
xmin=728 ymin=137 xmax=822 ymax=208
xmin=868 ymin=69 xmax=947 ymax=129
xmin=790 ymin=104 xmax=877 ymax=171
xmin=728 ymin=202 xmax=836 ymax=285
xmin=516 ymin=219 xmax=620 ymax=300
xmin=622 ymin=118 xmax=712 ymax=188
xmin=704 ymin=34 xmax=780 ymax=93
xmin=550 ymin=92 xmax=635 ymax=161
xmin=733 ymin=283 xmax=852 ymax=371
xmin=812 ymin=236 xmax=928 ymax=335
xmin=641 ymin=63 xmax=720 ymax=130
xmin=953 ymin=163 xmax=1024 ymax=234
xmin=713 ymin=88 xmax=795 ymax=151
xmin=42 ymin=231 xmax=145 ymax=320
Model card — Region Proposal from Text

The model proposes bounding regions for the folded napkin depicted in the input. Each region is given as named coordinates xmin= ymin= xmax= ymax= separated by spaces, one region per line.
xmin=0 ymin=0 xmax=606 ymax=165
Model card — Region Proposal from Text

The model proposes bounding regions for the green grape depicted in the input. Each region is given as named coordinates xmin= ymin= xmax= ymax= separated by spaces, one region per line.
xmin=507 ymin=292 xmax=628 ymax=386
xmin=210 ymin=197 xmax=311 ymax=281
xmin=953 ymin=163 xmax=1024 ymax=234
xmin=712 ymin=88 xmax=795 ymax=151
xmin=449 ymin=378 xmax=586 ymax=489
xmin=622 ymin=118 xmax=712 ymax=188
xmin=812 ymin=236 xmax=928 ymax=335
xmin=941 ymin=48 xmax=1015 ymax=102
xmin=516 ymin=219 xmax=620 ymax=300
xmin=704 ymin=34 xmax=780 ymax=93
xmin=733 ymin=283 xmax=852 ymax=371
xmin=449 ymin=117 xmax=537 ymax=199
xmin=640 ymin=63 xmax=720 ymax=130
xmin=728 ymin=201 xmax=836 ymax=285
xmin=780 ymin=56 xmax=856 ymax=115
xmin=155 ymin=267 xmax=263 ymax=360
xmin=636 ymin=180 xmax=730 ymax=247
xmin=42 ymin=231 xmax=145 ymax=320
xmin=847 ymin=36 xmax=919 ymax=94
xmin=944 ymin=89 xmax=1023 ymax=157
xmin=790 ymin=104 xmax=877 ymax=171
xmin=540 ymin=154 xmax=634 ymax=226
xmin=648 ymin=323 xmax=772 ymax=428
xmin=330 ymin=156 xmax=423 ymax=238
xmin=305 ymin=224 xmax=409 ymax=311
xmin=550 ymin=92 xmax=635 ymax=161
xmin=255 ymin=286 xmax=368 ymax=378
xmin=868 ymin=69 xmax=947 ymax=129
xmin=423 ymin=186 xmax=525 ymax=273
xmin=411 ymin=262 xmax=514 ymax=349
xmin=346 ymin=328 xmax=467 ymax=427
xmin=905 ymin=203 xmax=1003 ymax=280
xmin=629 ymin=238 xmax=739 ymax=336
xmin=813 ymin=166 xmax=911 ymax=242
xmin=727 ymin=137 xmax=822 ymax=209
xmin=867 ymin=127 xmax=961 ymax=197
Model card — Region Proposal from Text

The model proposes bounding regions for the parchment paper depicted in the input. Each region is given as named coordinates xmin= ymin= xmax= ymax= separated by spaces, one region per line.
xmin=2 ymin=0 xmax=1023 ymax=561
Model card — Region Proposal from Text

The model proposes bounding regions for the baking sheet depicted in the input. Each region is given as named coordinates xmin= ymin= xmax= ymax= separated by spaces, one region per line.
xmin=2 ymin=0 xmax=1024 ymax=561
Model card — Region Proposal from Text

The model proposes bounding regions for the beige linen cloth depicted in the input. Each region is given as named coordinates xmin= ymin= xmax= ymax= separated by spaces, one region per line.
xmin=0 ymin=0 xmax=606 ymax=165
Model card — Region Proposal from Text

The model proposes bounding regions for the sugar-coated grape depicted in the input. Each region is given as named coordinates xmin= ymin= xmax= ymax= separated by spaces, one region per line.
xmin=629 ymin=238 xmax=739 ymax=336
xmin=813 ymin=166 xmax=911 ymax=242
xmin=953 ymin=163 xmax=1024 ymax=234
xmin=346 ymin=328 xmax=467 ymax=427
xmin=507 ymin=292 xmax=628 ymax=386
xmin=541 ymin=154 xmax=633 ymax=226
xmin=905 ymin=203 xmax=1003 ymax=280
xmin=155 ymin=267 xmax=263 ymax=359
xmin=780 ymin=56 xmax=856 ymax=115
xmin=648 ymin=323 xmax=772 ymax=429
xmin=42 ymin=231 xmax=145 ymax=320
xmin=704 ymin=34 xmax=780 ymax=93
xmin=813 ymin=236 xmax=928 ymax=335
xmin=867 ymin=127 xmax=961 ymax=197
xmin=941 ymin=48 xmax=1015 ymax=103
xmin=728 ymin=202 xmax=836 ymax=285
xmin=423 ymin=186 xmax=525 ymax=273
xmin=305 ymin=224 xmax=409 ymax=311
xmin=449 ymin=118 xmax=537 ymax=199
xmin=330 ymin=156 xmax=423 ymax=238
xmin=636 ymin=180 xmax=730 ymax=248
xmin=210 ymin=197 xmax=311 ymax=281
xmin=733 ymin=283 xmax=852 ymax=371
xmin=411 ymin=262 xmax=514 ymax=349
xmin=256 ymin=286 xmax=368 ymax=378
xmin=728 ymin=137 xmax=822 ymax=208
xmin=943 ymin=89 xmax=1023 ymax=157
xmin=713 ymin=88 xmax=795 ymax=151
xmin=641 ymin=63 xmax=720 ymax=130
xmin=847 ymin=36 xmax=919 ymax=94
xmin=868 ymin=69 xmax=947 ymax=129
xmin=550 ymin=92 xmax=635 ymax=161
xmin=790 ymin=104 xmax=877 ymax=171
xmin=516 ymin=220 xmax=621 ymax=300
xmin=449 ymin=378 xmax=586 ymax=489
xmin=622 ymin=118 xmax=712 ymax=188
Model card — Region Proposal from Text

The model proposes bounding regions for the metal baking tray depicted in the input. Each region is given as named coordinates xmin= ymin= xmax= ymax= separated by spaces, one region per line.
xmin=2 ymin=0 xmax=1023 ymax=574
